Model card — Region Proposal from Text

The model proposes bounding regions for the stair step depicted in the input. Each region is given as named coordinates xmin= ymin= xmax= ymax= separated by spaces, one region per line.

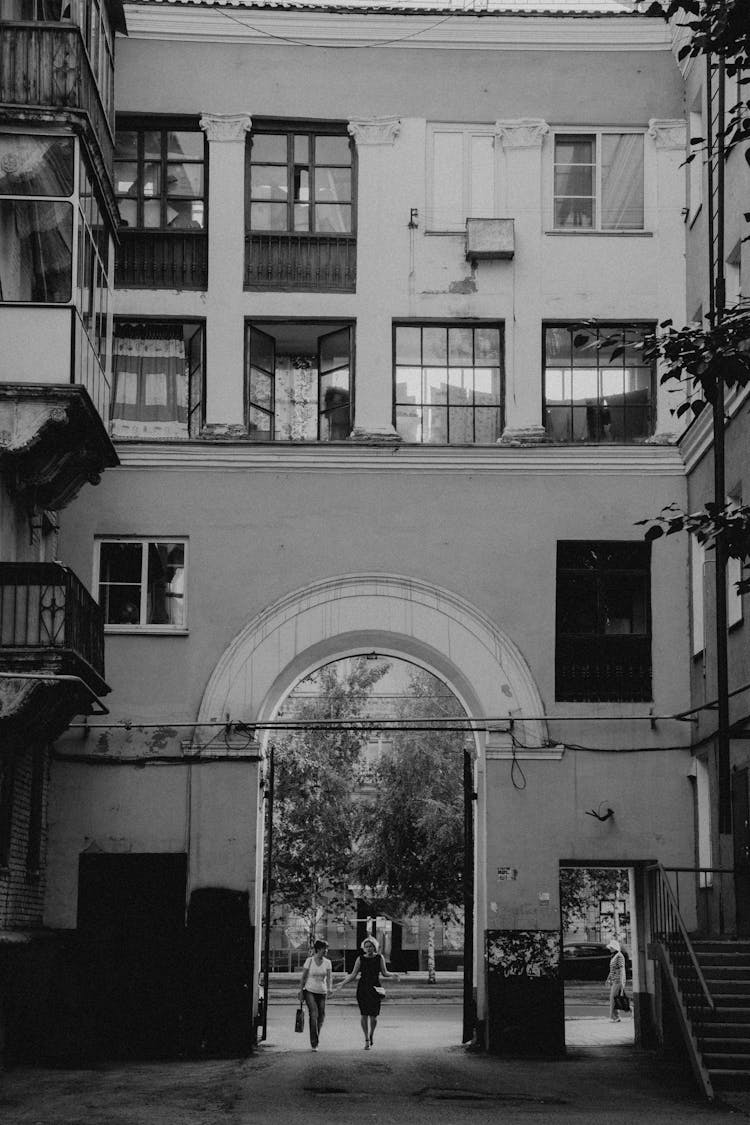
xmin=704 ymin=1053 xmax=750 ymax=1069
xmin=701 ymin=967 xmax=750 ymax=979
xmin=709 ymin=1070 xmax=750 ymax=1090
xmin=706 ymin=983 xmax=750 ymax=996
xmin=699 ymin=1024 xmax=750 ymax=1037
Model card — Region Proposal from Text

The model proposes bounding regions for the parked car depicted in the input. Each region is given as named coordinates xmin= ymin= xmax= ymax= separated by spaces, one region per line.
xmin=562 ymin=942 xmax=631 ymax=981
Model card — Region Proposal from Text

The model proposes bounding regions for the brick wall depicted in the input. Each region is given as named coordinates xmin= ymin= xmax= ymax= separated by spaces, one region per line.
xmin=0 ymin=745 xmax=48 ymax=930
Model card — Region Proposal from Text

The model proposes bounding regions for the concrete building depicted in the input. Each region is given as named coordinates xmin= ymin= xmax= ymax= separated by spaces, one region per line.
xmin=0 ymin=0 xmax=745 ymax=1087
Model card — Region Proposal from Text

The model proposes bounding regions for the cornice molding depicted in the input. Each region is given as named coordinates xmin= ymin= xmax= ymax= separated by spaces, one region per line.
xmin=647 ymin=117 xmax=686 ymax=150
xmin=112 ymin=441 xmax=686 ymax=476
xmin=199 ymin=112 xmax=252 ymax=141
xmin=495 ymin=119 xmax=549 ymax=149
xmin=121 ymin=7 xmax=673 ymax=51
xmin=348 ymin=116 xmax=401 ymax=146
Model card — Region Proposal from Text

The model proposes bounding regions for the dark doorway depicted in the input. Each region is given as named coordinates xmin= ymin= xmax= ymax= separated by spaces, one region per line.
xmin=732 ymin=768 xmax=750 ymax=937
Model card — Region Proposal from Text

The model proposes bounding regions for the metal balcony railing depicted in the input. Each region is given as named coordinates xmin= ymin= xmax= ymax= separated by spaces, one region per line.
xmin=0 ymin=22 xmax=114 ymax=172
xmin=244 ymin=233 xmax=356 ymax=291
xmin=555 ymin=634 xmax=652 ymax=701
xmin=0 ymin=562 xmax=104 ymax=679
xmin=115 ymin=230 xmax=209 ymax=291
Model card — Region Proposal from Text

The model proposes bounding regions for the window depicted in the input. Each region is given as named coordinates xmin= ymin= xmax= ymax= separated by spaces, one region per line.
xmin=111 ymin=320 xmax=205 ymax=439
xmin=394 ymin=322 xmax=504 ymax=444
xmin=553 ymin=132 xmax=644 ymax=231
xmin=427 ymin=124 xmax=496 ymax=232
xmin=77 ymin=149 xmax=112 ymax=371
xmin=245 ymin=320 xmax=353 ymax=442
xmin=115 ymin=123 xmax=206 ymax=231
xmin=543 ymin=322 xmax=654 ymax=443
xmin=556 ymin=541 xmax=652 ymax=702
xmin=691 ymin=536 xmax=706 ymax=657
xmin=0 ymin=133 xmax=74 ymax=302
xmin=247 ymin=126 xmax=354 ymax=235
xmin=728 ymin=492 xmax=744 ymax=630
xmin=96 ymin=539 xmax=187 ymax=630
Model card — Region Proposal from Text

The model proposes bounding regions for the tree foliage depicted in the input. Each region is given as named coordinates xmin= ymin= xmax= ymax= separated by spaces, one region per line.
xmin=560 ymin=868 xmax=628 ymax=932
xmin=352 ymin=669 xmax=466 ymax=924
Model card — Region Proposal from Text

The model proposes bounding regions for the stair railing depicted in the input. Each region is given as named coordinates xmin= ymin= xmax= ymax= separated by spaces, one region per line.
xmin=647 ymin=862 xmax=715 ymax=1100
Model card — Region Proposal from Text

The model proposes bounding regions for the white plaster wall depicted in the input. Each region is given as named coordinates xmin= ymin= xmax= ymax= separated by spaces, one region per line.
xmin=0 ymin=308 xmax=71 ymax=384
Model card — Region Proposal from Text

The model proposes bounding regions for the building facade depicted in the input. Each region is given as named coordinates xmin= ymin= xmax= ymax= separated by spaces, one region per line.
xmin=3 ymin=0 xmax=740 ymax=1070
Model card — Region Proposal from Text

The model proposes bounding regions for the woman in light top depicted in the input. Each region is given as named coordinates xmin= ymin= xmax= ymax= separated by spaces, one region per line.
xmin=334 ymin=937 xmax=399 ymax=1049
xmin=299 ymin=938 xmax=333 ymax=1051
xmin=606 ymin=938 xmax=627 ymax=1022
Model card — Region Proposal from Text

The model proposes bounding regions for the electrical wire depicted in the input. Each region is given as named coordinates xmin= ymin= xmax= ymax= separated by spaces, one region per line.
xmin=213 ymin=4 xmax=461 ymax=49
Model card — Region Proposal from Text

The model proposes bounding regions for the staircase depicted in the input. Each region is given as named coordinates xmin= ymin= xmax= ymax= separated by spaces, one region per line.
xmin=694 ymin=941 xmax=750 ymax=1091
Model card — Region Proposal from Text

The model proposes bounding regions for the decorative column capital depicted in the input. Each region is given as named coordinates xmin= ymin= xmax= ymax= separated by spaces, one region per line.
xmin=347 ymin=116 xmax=401 ymax=147
xmin=494 ymin=118 xmax=549 ymax=149
xmin=647 ymin=118 xmax=687 ymax=150
xmin=199 ymin=113 xmax=252 ymax=143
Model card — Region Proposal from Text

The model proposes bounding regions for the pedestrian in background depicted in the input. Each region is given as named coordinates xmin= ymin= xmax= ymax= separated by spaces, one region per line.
xmin=334 ymin=936 xmax=399 ymax=1049
xmin=299 ymin=939 xmax=333 ymax=1051
xmin=606 ymin=938 xmax=627 ymax=1022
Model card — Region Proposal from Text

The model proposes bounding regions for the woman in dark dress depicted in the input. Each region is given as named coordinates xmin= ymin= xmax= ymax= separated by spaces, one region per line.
xmin=334 ymin=937 xmax=399 ymax=1049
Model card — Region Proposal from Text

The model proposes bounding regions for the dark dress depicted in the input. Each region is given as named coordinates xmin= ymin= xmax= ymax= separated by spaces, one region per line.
xmin=356 ymin=954 xmax=384 ymax=1016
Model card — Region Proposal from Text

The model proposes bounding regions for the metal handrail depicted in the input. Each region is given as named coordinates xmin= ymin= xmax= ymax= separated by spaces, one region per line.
xmin=647 ymin=863 xmax=714 ymax=1013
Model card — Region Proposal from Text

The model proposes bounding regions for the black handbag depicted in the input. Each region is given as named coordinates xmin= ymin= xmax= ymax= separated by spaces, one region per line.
xmin=613 ymin=991 xmax=630 ymax=1012
xmin=295 ymin=1003 xmax=305 ymax=1032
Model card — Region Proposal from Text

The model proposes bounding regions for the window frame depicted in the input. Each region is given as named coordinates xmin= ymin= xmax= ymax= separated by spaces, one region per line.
xmin=246 ymin=120 xmax=357 ymax=238
xmin=94 ymin=536 xmax=189 ymax=634
xmin=392 ymin=319 xmax=505 ymax=446
xmin=542 ymin=320 xmax=656 ymax=445
xmin=426 ymin=122 xmax=498 ymax=234
xmin=114 ymin=116 xmax=208 ymax=233
xmin=550 ymin=127 xmax=646 ymax=233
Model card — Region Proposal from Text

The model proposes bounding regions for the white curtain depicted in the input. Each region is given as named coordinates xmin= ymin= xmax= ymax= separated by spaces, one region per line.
xmin=111 ymin=326 xmax=187 ymax=438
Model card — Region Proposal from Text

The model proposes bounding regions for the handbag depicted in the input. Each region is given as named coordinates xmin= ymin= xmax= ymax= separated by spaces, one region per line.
xmin=373 ymin=986 xmax=386 ymax=998
xmin=613 ymin=991 xmax=630 ymax=1013
xmin=295 ymin=1003 xmax=305 ymax=1032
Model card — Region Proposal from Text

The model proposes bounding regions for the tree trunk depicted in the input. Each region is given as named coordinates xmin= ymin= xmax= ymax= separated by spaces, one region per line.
xmin=427 ymin=919 xmax=436 ymax=983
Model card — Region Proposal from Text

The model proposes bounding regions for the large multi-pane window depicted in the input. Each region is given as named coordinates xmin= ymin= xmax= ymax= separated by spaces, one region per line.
xmin=543 ymin=322 xmax=654 ymax=443
xmin=95 ymin=538 xmax=187 ymax=630
xmin=247 ymin=126 xmax=354 ymax=235
xmin=0 ymin=133 xmax=74 ymax=302
xmin=394 ymin=323 xmax=504 ymax=444
xmin=556 ymin=541 xmax=651 ymax=702
xmin=111 ymin=319 xmax=205 ymax=439
xmin=553 ymin=132 xmax=644 ymax=231
xmin=115 ymin=123 xmax=206 ymax=231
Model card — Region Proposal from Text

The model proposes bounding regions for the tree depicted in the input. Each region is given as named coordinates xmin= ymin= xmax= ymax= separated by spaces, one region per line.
xmin=560 ymin=868 xmax=629 ymax=934
xmin=269 ymin=658 xmax=388 ymax=949
xmin=352 ymin=669 xmax=466 ymax=978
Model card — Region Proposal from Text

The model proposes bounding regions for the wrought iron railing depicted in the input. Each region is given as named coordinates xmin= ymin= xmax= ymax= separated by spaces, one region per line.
xmin=648 ymin=863 xmax=715 ymax=1025
xmin=0 ymin=562 xmax=104 ymax=677
xmin=555 ymin=634 xmax=651 ymax=701
xmin=0 ymin=23 xmax=114 ymax=172
xmin=244 ymin=233 xmax=356 ymax=291
xmin=115 ymin=230 xmax=208 ymax=290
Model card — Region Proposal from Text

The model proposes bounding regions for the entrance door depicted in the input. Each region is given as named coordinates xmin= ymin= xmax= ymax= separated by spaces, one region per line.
xmin=732 ymin=769 xmax=750 ymax=937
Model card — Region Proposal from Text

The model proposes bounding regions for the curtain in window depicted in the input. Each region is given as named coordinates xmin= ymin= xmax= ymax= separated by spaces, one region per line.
xmin=274 ymin=354 xmax=318 ymax=441
xmin=601 ymin=135 xmax=644 ymax=230
xmin=111 ymin=323 xmax=187 ymax=438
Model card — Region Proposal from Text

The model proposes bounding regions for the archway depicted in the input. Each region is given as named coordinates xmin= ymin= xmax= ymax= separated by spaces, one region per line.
xmin=195 ymin=573 xmax=549 ymax=1040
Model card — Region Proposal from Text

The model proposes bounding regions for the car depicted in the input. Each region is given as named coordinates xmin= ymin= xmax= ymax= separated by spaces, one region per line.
xmin=562 ymin=942 xmax=631 ymax=981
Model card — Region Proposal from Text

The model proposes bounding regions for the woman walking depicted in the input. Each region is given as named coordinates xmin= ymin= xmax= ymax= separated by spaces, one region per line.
xmin=606 ymin=938 xmax=627 ymax=1022
xmin=334 ymin=937 xmax=399 ymax=1049
xmin=299 ymin=939 xmax=333 ymax=1051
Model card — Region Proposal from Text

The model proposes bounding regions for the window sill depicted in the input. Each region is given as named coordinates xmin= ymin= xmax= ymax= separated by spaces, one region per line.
xmin=105 ymin=627 xmax=189 ymax=636
xmin=545 ymin=230 xmax=653 ymax=238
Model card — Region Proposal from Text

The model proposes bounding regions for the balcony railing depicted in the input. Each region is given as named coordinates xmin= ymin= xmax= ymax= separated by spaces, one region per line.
xmin=116 ymin=230 xmax=208 ymax=290
xmin=0 ymin=562 xmax=105 ymax=682
xmin=0 ymin=22 xmax=114 ymax=170
xmin=244 ymin=233 xmax=356 ymax=291
xmin=555 ymin=634 xmax=652 ymax=701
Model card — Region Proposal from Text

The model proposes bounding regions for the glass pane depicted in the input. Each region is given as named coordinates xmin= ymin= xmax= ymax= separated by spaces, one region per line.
xmin=252 ymin=134 xmax=287 ymax=163
xmin=447 ymin=367 xmax=472 ymax=404
xmin=117 ymin=198 xmax=137 ymax=228
xmin=251 ymin=165 xmax=287 ymax=200
xmin=143 ymin=131 xmax=162 ymax=160
xmin=167 ymin=131 xmax=203 ymax=160
xmin=423 ymin=368 xmax=448 ymax=405
xmin=571 ymin=405 xmax=589 ymax=441
xmin=586 ymin=402 xmax=613 ymax=442
xmin=395 ymin=366 xmax=421 ymax=403
xmin=114 ymin=131 xmax=138 ymax=161
xmin=250 ymin=367 xmax=273 ymax=411
xmin=422 ymin=406 xmax=448 ymax=444
xmin=601 ymin=368 xmax=624 ymax=398
xmin=545 ymin=326 xmax=570 ymax=365
xmin=474 ymin=327 xmax=501 ymax=366
xmin=315 ymin=136 xmax=351 ymax=164
xmin=103 ymin=587 xmax=141 ymax=626
xmin=448 ymin=327 xmax=473 ymax=365
xmin=623 ymin=329 xmax=647 ymax=365
xmin=554 ymin=163 xmax=594 ymax=198
xmin=571 ymin=332 xmax=599 ymax=367
xmin=320 ymin=375 xmax=350 ymax=440
xmin=315 ymin=167 xmax=351 ymax=202
xmin=555 ymin=136 xmax=594 ymax=164
xmin=423 ymin=327 xmax=447 ymax=365
xmin=623 ymin=406 xmax=650 ymax=442
xmin=545 ymin=368 xmax=570 ymax=404
xmin=557 ymin=574 xmax=597 ymax=634
xmin=395 ymin=326 xmax=421 ymax=366
xmin=142 ymin=199 xmax=162 ymax=227
xmin=315 ymin=203 xmax=350 ymax=233
xmin=623 ymin=367 xmax=651 ymax=401
xmin=250 ymin=202 xmax=287 ymax=230
xmin=602 ymin=575 xmax=646 ymax=635
xmin=100 ymin=541 xmax=142 ymax=583
xmin=475 ymin=406 xmax=501 ymax=444
xmin=249 ymin=328 xmax=274 ymax=375
xmin=571 ymin=370 xmax=598 ymax=402
xmin=147 ymin=542 xmax=184 ymax=626
xmin=0 ymin=135 xmax=74 ymax=197
xmin=320 ymin=328 xmax=349 ymax=373
xmin=474 ymin=367 xmax=501 ymax=403
xmin=554 ymin=197 xmax=593 ymax=229
xmin=166 ymin=199 xmax=204 ymax=228
xmin=545 ymin=405 xmax=572 ymax=442
xmin=248 ymin=405 xmax=272 ymax=441
xmin=0 ymin=200 xmax=72 ymax=302
xmin=294 ymin=135 xmax=309 ymax=163
xmin=294 ymin=203 xmax=310 ymax=231
xmin=166 ymin=162 xmax=204 ymax=197
xmin=320 ymin=368 xmax=350 ymax=400
xmin=142 ymin=161 xmax=160 ymax=197
xmin=449 ymin=407 xmax=473 ymax=444
xmin=294 ymin=167 xmax=309 ymax=203
xmin=395 ymin=405 xmax=421 ymax=443
xmin=602 ymin=134 xmax=644 ymax=230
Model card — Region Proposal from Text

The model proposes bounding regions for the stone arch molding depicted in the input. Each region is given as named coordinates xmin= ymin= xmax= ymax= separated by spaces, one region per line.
xmin=198 ymin=574 xmax=548 ymax=753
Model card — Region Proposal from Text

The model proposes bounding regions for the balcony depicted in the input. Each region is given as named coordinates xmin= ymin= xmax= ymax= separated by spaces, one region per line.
xmin=0 ymin=21 xmax=114 ymax=175
xmin=555 ymin=635 xmax=652 ymax=702
xmin=0 ymin=562 xmax=109 ymax=750
xmin=115 ymin=230 xmax=208 ymax=290
xmin=244 ymin=233 xmax=356 ymax=292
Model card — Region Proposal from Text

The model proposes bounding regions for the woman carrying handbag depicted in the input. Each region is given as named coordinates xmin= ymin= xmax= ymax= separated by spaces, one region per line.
xmin=298 ymin=939 xmax=333 ymax=1051
xmin=606 ymin=939 xmax=628 ymax=1022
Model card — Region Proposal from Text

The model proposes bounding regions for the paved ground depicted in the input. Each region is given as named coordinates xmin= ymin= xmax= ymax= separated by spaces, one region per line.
xmin=1 ymin=994 xmax=746 ymax=1125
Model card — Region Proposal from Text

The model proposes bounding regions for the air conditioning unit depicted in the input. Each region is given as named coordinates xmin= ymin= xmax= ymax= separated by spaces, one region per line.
xmin=465 ymin=217 xmax=514 ymax=261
